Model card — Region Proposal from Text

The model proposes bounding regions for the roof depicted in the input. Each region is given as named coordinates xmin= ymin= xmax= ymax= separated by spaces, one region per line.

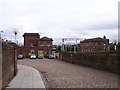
xmin=80 ymin=37 xmax=108 ymax=43
xmin=40 ymin=36 xmax=53 ymax=41
xmin=23 ymin=33 xmax=40 ymax=37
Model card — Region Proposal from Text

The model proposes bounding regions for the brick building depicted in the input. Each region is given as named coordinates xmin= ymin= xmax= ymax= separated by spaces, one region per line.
xmin=18 ymin=33 xmax=53 ymax=57
xmin=79 ymin=36 xmax=109 ymax=52
xmin=23 ymin=33 xmax=40 ymax=47
xmin=39 ymin=36 xmax=53 ymax=54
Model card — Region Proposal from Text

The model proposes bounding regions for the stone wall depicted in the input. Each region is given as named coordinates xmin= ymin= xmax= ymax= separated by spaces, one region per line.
xmin=1 ymin=41 xmax=17 ymax=89
xmin=60 ymin=51 xmax=119 ymax=74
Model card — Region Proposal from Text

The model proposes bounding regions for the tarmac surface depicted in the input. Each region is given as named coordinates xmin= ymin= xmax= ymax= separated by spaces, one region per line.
xmin=5 ymin=65 xmax=45 ymax=89
xmin=18 ymin=58 xmax=119 ymax=88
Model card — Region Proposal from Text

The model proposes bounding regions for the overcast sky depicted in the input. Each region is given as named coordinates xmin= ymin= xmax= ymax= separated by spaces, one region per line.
xmin=0 ymin=0 xmax=119 ymax=45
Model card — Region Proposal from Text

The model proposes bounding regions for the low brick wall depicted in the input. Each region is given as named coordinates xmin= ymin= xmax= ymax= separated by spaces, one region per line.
xmin=60 ymin=51 xmax=119 ymax=74
xmin=1 ymin=42 xmax=17 ymax=89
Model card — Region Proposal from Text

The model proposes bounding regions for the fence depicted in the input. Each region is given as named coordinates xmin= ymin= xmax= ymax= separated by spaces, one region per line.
xmin=60 ymin=51 xmax=119 ymax=74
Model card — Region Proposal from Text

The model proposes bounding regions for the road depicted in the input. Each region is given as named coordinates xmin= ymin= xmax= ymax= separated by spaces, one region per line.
xmin=18 ymin=58 xmax=119 ymax=88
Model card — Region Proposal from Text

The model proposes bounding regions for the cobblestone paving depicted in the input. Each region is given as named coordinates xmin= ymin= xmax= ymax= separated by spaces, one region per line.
xmin=18 ymin=59 xmax=119 ymax=88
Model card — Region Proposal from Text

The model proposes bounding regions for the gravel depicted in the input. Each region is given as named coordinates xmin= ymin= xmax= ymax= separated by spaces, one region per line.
xmin=18 ymin=58 xmax=119 ymax=88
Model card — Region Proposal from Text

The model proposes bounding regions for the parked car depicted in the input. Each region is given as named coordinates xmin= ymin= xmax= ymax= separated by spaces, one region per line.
xmin=30 ymin=54 xmax=36 ymax=59
xmin=17 ymin=54 xmax=24 ymax=59
xmin=38 ymin=55 xmax=43 ymax=59
xmin=44 ymin=54 xmax=49 ymax=58
xmin=48 ymin=54 xmax=54 ymax=59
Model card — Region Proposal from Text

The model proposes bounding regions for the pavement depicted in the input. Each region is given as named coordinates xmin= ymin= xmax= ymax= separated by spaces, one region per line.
xmin=5 ymin=65 xmax=45 ymax=89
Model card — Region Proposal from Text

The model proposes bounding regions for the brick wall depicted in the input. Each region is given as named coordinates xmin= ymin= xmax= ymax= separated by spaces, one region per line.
xmin=1 ymin=41 xmax=17 ymax=89
xmin=23 ymin=33 xmax=40 ymax=47
xmin=60 ymin=51 xmax=119 ymax=74
xmin=0 ymin=40 xmax=2 ymax=89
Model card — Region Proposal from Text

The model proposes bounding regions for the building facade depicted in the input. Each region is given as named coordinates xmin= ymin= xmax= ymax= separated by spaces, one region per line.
xmin=23 ymin=33 xmax=40 ymax=47
xmin=18 ymin=33 xmax=53 ymax=57
xmin=39 ymin=36 xmax=53 ymax=54
xmin=79 ymin=36 xmax=109 ymax=52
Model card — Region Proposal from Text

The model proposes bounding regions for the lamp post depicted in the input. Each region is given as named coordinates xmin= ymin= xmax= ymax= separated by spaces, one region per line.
xmin=114 ymin=41 xmax=117 ymax=51
xmin=74 ymin=44 xmax=76 ymax=53
xmin=62 ymin=38 xmax=64 ymax=51
xmin=13 ymin=28 xmax=18 ymax=44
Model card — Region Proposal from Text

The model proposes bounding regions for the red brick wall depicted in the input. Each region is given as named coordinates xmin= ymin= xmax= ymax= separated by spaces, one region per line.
xmin=1 ymin=42 xmax=17 ymax=89
xmin=61 ymin=51 xmax=119 ymax=74
xmin=24 ymin=35 xmax=40 ymax=47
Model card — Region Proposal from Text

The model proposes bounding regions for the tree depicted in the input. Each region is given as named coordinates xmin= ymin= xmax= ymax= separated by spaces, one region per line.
xmin=109 ymin=43 xmax=115 ymax=50
xmin=56 ymin=45 xmax=61 ymax=52
xmin=116 ymin=42 xmax=120 ymax=51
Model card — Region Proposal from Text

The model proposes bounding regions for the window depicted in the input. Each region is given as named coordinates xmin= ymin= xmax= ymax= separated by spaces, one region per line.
xmin=40 ymin=41 xmax=43 ymax=45
xmin=30 ymin=43 xmax=33 ymax=47
xmin=47 ymin=41 xmax=50 ymax=44
xmin=98 ymin=42 xmax=101 ymax=45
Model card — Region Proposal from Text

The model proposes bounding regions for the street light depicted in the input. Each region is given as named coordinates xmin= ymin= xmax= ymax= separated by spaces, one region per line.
xmin=13 ymin=28 xmax=18 ymax=44
xmin=114 ymin=40 xmax=117 ymax=50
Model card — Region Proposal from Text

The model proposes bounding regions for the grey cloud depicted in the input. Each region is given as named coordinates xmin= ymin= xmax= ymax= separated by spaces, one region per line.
xmin=0 ymin=0 xmax=119 ymax=44
xmin=87 ymin=21 xmax=118 ymax=30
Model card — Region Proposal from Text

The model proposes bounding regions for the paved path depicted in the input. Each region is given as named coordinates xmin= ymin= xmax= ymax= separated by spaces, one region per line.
xmin=5 ymin=65 xmax=45 ymax=88
xmin=18 ymin=59 xmax=119 ymax=88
